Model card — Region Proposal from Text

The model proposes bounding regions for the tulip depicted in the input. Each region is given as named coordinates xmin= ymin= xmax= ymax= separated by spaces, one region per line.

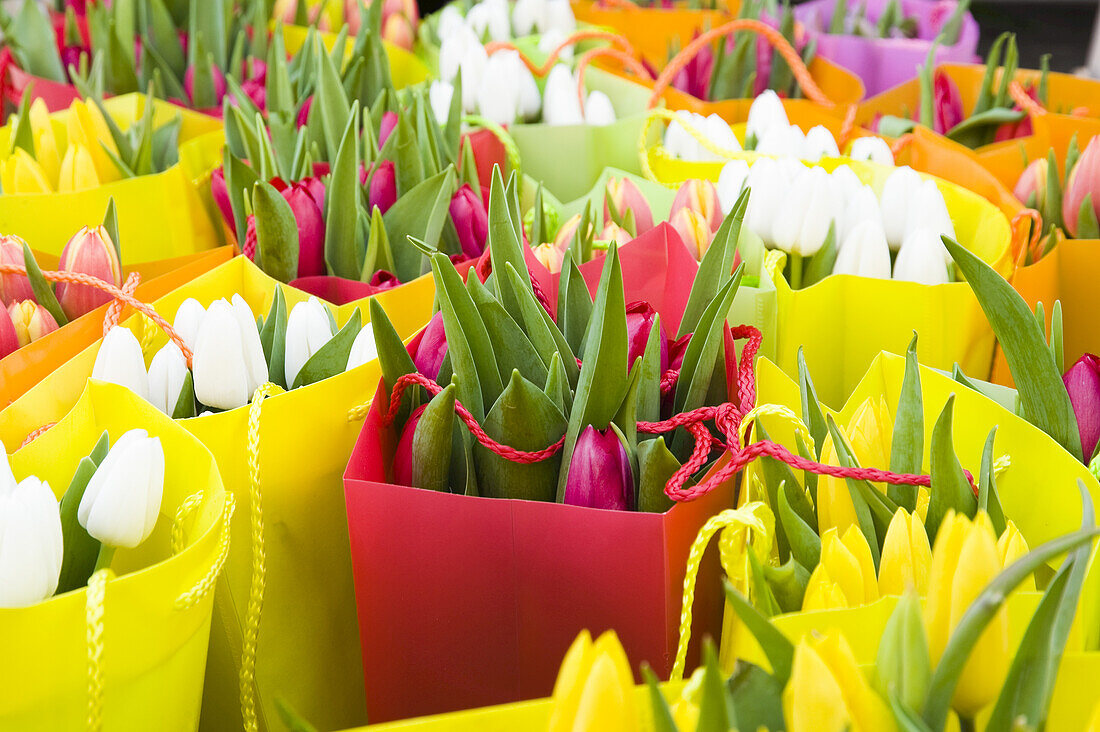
xmin=366 ymin=160 xmax=398 ymax=215
xmin=878 ymin=509 xmax=932 ymax=596
xmin=563 ymin=426 xmax=634 ymax=511
xmin=925 ymin=510 xmax=1008 ymax=717
xmin=670 ymin=179 xmax=722 ymax=233
xmin=438 ymin=26 xmax=488 ymax=112
xmin=537 ymin=28 xmax=574 ymax=61
xmin=817 ymin=396 xmax=892 ymax=535
xmin=670 ymin=208 xmax=713 ymax=261
xmin=282 ymin=180 xmax=327 ymax=278
xmin=893 ymin=228 xmax=951 ymax=285
xmin=210 ymin=168 xmax=235 ymax=230
xmin=466 ymin=0 xmax=511 ymax=41
xmin=583 ymin=91 xmax=616 ymax=126
xmin=78 ymin=429 xmax=165 ymax=549
xmin=1064 ymin=353 xmax=1100 ymax=459
xmin=450 ymin=184 xmax=489 ymax=259
xmin=1013 ymin=157 xmax=1049 ymax=210
xmin=297 ymin=96 xmax=314 ymax=129
xmin=874 ymin=592 xmax=932 ymax=714
xmin=184 ymin=64 xmax=228 ymax=107
xmin=346 ymin=324 xmax=379 ymax=372
xmin=663 ymin=112 xmax=705 ymax=160
xmin=783 ymin=629 xmax=895 ymax=732
xmin=542 ymin=64 xmax=585 ymax=127
xmin=57 ymin=144 xmax=100 ymax=193
xmin=92 ymin=326 xmax=149 ymax=401
xmin=552 ymin=213 xmax=585 ymax=250
xmin=996 ymin=520 xmax=1033 ymax=591
xmin=839 ymin=184 xmax=881 ymax=245
xmin=192 ymin=297 xmax=268 ymax=410
xmin=367 ymin=270 xmax=400 ymax=292
xmin=831 ymin=164 xmax=864 ymax=199
xmin=671 ymin=31 xmax=714 ymax=101
xmin=604 ymin=178 xmax=654 ymax=236
xmin=429 ymin=80 xmax=454 ymax=124
xmin=0 ymin=148 xmax=53 ymax=194
xmin=512 ymin=0 xmax=545 ymax=36
xmin=716 ymin=160 xmax=749 ymax=215
xmin=756 ymin=124 xmax=806 ymax=158
xmin=848 ymin=136 xmax=895 ymax=166
xmin=393 ymin=404 xmax=426 ymax=486
xmin=803 ymin=125 xmax=840 ymax=162
xmin=772 ymin=165 xmax=840 ymax=257
xmin=435 ymin=5 xmax=466 ymax=42
xmin=599 ymin=222 xmax=631 ymax=245
xmin=29 ymin=102 xmax=61 ymax=186
xmin=906 ymin=180 xmax=956 ymax=257
xmin=702 ymin=113 xmax=741 ymax=155
xmin=0 ymin=475 xmax=63 ymax=608
xmin=744 ymin=158 xmax=787 ymax=240
xmin=285 ymin=297 xmax=334 ymax=388
xmin=625 ymin=301 xmax=667 ymax=374
xmin=65 ymin=100 xmax=117 ymax=186
xmin=880 ymin=166 xmax=924 ymax=250
xmin=378 ymin=111 xmax=399 ymax=148
xmin=746 ymin=89 xmax=789 ymax=144
xmin=932 ymin=70 xmax=964 ymax=135
xmin=833 ymin=219 xmax=891 ymax=279
xmin=173 ymin=298 xmax=206 ymax=353
xmin=54 ymin=225 xmax=123 ymax=320
xmin=0 ymin=305 xmax=18 ymax=358
xmin=533 ymin=242 xmax=566 ymax=274
xmin=383 ymin=13 xmax=416 ymax=50
xmin=542 ymin=0 xmax=577 ymax=36
xmin=148 ymin=342 xmax=189 ymax=416
xmin=547 ymin=630 xmax=636 ymax=732
xmin=1063 ymin=137 xmax=1100 ymax=238
xmin=802 ymin=525 xmax=879 ymax=610
xmin=414 ymin=312 xmax=448 ymax=380
xmin=0 ymin=235 xmax=34 ymax=306
xmin=8 ymin=300 xmax=59 ymax=346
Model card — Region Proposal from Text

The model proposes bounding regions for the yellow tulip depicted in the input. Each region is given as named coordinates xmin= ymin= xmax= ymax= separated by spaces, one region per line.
xmin=1 ymin=148 xmax=53 ymax=193
xmin=547 ymin=630 xmax=636 ymax=732
xmin=916 ymin=486 xmax=930 ymax=522
xmin=29 ymin=99 xmax=62 ymax=185
xmin=878 ymin=508 xmax=932 ymax=596
xmin=57 ymin=144 xmax=101 ymax=193
xmin=925 ymin=511 xmax=1008 ymax=718
xmin=817 ymin=396 xmax=893 ymax=535
xmin=65 ymin=100 xmax=119 ymax=185
xmin=783 ymin=629 xmax=896 ymax=732
xmin=996 ymin=520 xmax=1032 ymax=592
xmin=802 ymin=526 xmax=878 ymax=611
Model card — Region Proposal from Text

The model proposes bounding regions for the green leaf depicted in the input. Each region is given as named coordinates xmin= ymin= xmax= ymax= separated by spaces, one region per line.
xmin=252 ymin=180 xmax=299 ymax=284
xmin=56 ymin=436 xmax=111 ymax=593
xmin=259 ymin=287 xmax=288 ymax=389
xmin=801 ymin=222 xmax=838 ymax=288
xmin=826 ymin=416 xmax=897 ymax=566
xmin=543 ymin=352 xmax=573 ymax=415
xmin=778 ymin=483 xmax=821 ymax=570
xmin=761 ymin=555 xmax=809 ymax=613
xmin=22 ymin=243 xmax=67 ymax=326
xmin=502 ymin=263 xmax=579 ymax=386
xmin=556 ymin=254 xmax=593 ymax=356
xmin=100 ymin=198 xmax=122 ymax=266
xmin=939 ymin=0 xmax=971 ymax=45
xmin=889 ymin=335 xmax=923 ymax=510
xmin=636 ymin=437 xmax=679 ymax=514
xmin=925 ymin=395 xmax=976 ymax=540
xmin=1077 ymin=194 xmax=1100 ymax=239
xmin=945 ymin=108 xmax=1027 ymax=143
xmin=875 ymin=593 xmax=932 ymax=716
xmin=8 ymin=0 xmax=67 ymax=81
xmin=466 ymin=274 xmax=548 ymax=388
xmin=487 ymin=168 xmax=531 ymax=321
xmin=696 ymin=640 xmax=738 ymax=732
xmin=746 ymin=546 xmax=782 ymax=617
xmin=673 ymin=268 xmax=742 ymax=428
xmin=361 ymin=206 xmax=396 ymax=282
xmin=383 ymin=167 xmax=456 ymax=282
xmin=680 ymin=189 xmax=749 ymax=337
xmin=369 ymin=298 xmax=418 ymax=422
xmin=722 ymin=580 xmax=795 ymax=685
xmin=977 ymin=427 xmax=1008 ymax=536
xmin=877 ymin=115 xmax=917 ymax=138
xmin=943 ymin=236 xmax=1081 ymax=460
xmin=411 ymin=384 xmax=456 ymax=493
xmin=642 ymin=665 xmax=679 ymax=732
xmin=171 ymin=370 xmax=196 ymax=419
xmin=324 ymin=105 xmax=361 ymax=280
xmin=972 ymin=33 xmax=1008 ymax=118
xmin=222 ymin=149 xmax=261 ymax=247
xmin=292 ymin=309 xmax=362 ymax=389
xmin=726 ymin=662 xmax=787 ymax=732
xmin=635 ymin=316 xmax=664 ymax=425
xmin=797 ymin=347 xmax=827 ymax=456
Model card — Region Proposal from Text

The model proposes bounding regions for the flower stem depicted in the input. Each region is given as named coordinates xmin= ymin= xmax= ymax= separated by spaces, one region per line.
xmin=959 ymin=717 xmax=976 ymax=732
xmin=789 ymin=253 xmax=804 ymax=290
xmin=93 ymin=545 xmax=116 ymax=574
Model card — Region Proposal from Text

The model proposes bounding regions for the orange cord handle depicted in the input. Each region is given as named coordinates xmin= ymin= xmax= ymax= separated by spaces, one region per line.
xmin=575 ymin=46 xmax=654 ymax=111
xmin=836 ymin=103 xmax=858 ymax=150
xmin=102 ymin=271 xmax=141 ymax=336
xmin=1009 ymin=80 xmax=1046 ymax=116
xmin=20 ymin=422 xmax=56 ymax=449
xmin=648 ymin=19 xmax=834 ymax=109
xmin=890 ymin=132 xmax=915 ymax=158
xmin=596 ymin=0 xmax=640 ymax=10
xmin=0 ymin=264 xmax=194 ymax=368
xmin=485 ymin=30 xmax=638 ymax=78
xmin=1010 ymin=208 xmax=1043 ymax=268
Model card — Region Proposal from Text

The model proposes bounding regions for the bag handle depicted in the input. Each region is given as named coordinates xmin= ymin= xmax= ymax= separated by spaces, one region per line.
xmin=485 ymin=29 xmax=639 ymax=78
xmin=174 ymin=492 xmax=237 ymax=611
xmin=648 ymin=19 xmax=836 ymax=109
xmin=575 ymin=45 xmax=654 ymax=111
xmin=1010 ymin=208 xmax=1042 ymax=269
xmin=636 ymin=108 xmax=745 ymax=183
xmin=1009 ymin=80 xmax=1046 ymax=117
xmin=102 ymin=271 xmax=142 ymax=335
xmin=86 ymin=567 xmax=112 ymax=732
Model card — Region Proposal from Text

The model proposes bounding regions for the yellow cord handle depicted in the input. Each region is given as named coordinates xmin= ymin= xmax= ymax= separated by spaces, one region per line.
xmin=175 ymin=492 xmax=237 ymax=611
xmin=636 ymin=108 xmax=745 ymax=183
xmin=86 ymin=568 xmax=113 ymax=732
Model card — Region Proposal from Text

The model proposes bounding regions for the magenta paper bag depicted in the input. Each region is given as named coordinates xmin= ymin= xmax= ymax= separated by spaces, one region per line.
xmin=793 ymin=0 xmax=979 ymax=95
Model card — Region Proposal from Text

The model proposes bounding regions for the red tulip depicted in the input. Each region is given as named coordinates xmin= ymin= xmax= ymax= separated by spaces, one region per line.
xmin=55 ymin=225 xmax=123 ymax=319
xmin=379 ymin=111 xmax=399 ymax=148
xmin=1065 ymin=353 xmax=1100 ymax=460
xmin=363 ymin=160 xmax=397 ymax=214
xmin=670 ymin=31 xmax=713 ymax=100
xmin=414 ymin=311 xmax=448 ymax=381
xmin=0 ymin=235 xmax=34 ymax=307
xmin=367 ymin=270 xmax=401 ymax=292
xmin=0 ymin=302 xmax=19 ymax=358
xmin=563 ymin=426 xmax=635 ymax=511
xmin=8 ymin=300 xmax=59 ymax=346
xmin=449 ymin=184 xmax=488 ymax=259
xmin=245 ymin=178 xmax=327 ymax=278
xmin=1063 ymin=137 xmax=1100 ymax=238
xmin=393 ymin=404 xmax=428 ymax=486
xmin=932 ymin=70 xmax=964 ymax=135
xmin=626 ymin=301 xmax=668 ymax=374
xmin=604 ymin=177 xmax=654 ymax=236
xmin=297 ymin=96 xmax=313 ymax=129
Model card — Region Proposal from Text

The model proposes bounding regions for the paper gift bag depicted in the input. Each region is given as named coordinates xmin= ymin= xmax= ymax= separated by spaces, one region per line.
xmin=290 ymin=262 xmax=477 ymax=307
xmin=0 ymin=94 xmax=225 ymax=264
xmin=5 ymin=381 xmax=229 ymax=731
xmin=0 ymin=246 xmax=234 ymax=410
xmin=570 ymin=0 xmax=734 ymax=67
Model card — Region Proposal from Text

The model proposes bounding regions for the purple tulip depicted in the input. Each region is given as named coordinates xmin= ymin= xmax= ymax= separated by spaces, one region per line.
xmin=414 ymin=312 xmax=447 ymax=381
xmin=563 ymin=426 xmax=635 ymax=511
xmin=363 ymin=160 xmax=398 ymax=215
xmin=626 ymin=301 xmax=668 ymax=374
xmin=1065 ymin=354 xmax=1100 ymax=460
xmin=379 ymin=111 xmax=399 ymax=148
xmin=393 ymin=404 xmax=427 ymax=486
xmin=449 ymin=184 xmax=488 ymax=259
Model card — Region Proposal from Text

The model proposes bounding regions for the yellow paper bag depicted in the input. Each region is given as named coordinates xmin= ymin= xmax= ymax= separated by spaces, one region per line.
xmin=0 ymin=94 xmax=225 ymax=264
xmin=4 ymin=381 xmax=229 ymax=731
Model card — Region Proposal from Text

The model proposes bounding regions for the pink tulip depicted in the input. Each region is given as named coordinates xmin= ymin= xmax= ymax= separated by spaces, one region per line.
xmin=600 ymin=222 xmax=632 ymax=245
xmin=184 ymin=64 xmax=228 ymax=107
xmin=0 ymin=303 xmax=19 ymax=357
xmin=1063 ymin=137 xmax=1100 ymax=238
xmin=363 ymin=160 xmax=398 ymax=214
xmin=1013 ymin=158 xmax=1048 ymax=210
xmin=669 ymin=208 xmax=714 ymax=261
xmin=383 ymin=13 xmax=416 ymax=51
xmin=245 ymin=178 xmax=327 ymax=278
xmin=670 ymin=179 xmax=722 ymax=233
xmin=210 ymin=167 xmax=235 ymax=230
xmin=563 ymin=425 xmax=635 ymax=511
xmin=55 ymin=226 xmax=122 ymax=320
xmin=626 ymin=301 xmax=668 ymax=374
xmin=414 ymin=311 xmax=448 ymax=381
xmin=297 ymin=96 xmax=313 ymax=129
xmin=604 ymin=177 xmax=654 ymax=236
xmin=533 ymin=242 xmax=566 ymax=274
xmin=994 ymin=84 xmax=1038 ymax=143
xmin=1064 ymin=353 xmax=1100 ymax=460
xmin=367 ymin=270 xmax=400 ymax=291
xmin=932 ymin=70 xmax=964 ymax=135
xmin=450 ymin=184 xmax=488 ymax=259
xmin=379 ymin=111 xmax=399 ymax=148
xmin=671 ymin=31 xmax=713 ymax=100
xmin=8 ymin=300 xmax=59 ymax=346
xmin=394 ymin=404 xmax=428 ymax=486
xmin=0 ymin=235 xmax=34 ymax=307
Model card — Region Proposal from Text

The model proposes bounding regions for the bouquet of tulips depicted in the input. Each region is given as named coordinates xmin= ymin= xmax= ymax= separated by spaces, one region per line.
xmin=274 ymin=0 xmax=420 ymax=50
xmin=1014 ymin=133 xmax=1100 ymax=245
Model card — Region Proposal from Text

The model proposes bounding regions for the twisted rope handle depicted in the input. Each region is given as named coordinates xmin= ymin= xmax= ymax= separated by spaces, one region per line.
xmin=1009 ymin=80 xmax=1045 ymax=116
xmin=485 ymin=30 xmax=638 ymax=78
xmin=102 ymin=271 xmax=141 ymax=335
xmin=837 ymin=104 xmax=858 ymax=151
xmin=171 ymin=490 xmax=206 ymax=555
xmin=86 ymin=568 xmax=112 ymax=732
xmin=0 ymin=264 xmax=193 ymax=368
xmin=462 ymin=115 xmax=522 ymax=175
xmin=20 ymin=421 xmax=57 ymax=448
xmin=575 ymin=46 xmax=654 ymax=113
xmin=175 ymin=492 xmax=237 ymax=611
xmin=1010 ymin=208 xmax=1043 ymax=268
xmin=596 ymin=0 xmax=641 ymax=9
xmin=637 ymin=107 xmax=745 ymax=183
xmin=648 ymin=19 xmax=835 ymax=109
xmin=890 ymin=132 xmax=915 ymax=157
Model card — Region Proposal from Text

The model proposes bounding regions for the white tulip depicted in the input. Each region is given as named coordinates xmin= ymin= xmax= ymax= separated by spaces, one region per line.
xmin=802 ymin=125 xmax=840 ymax=161
xmin=717 ymin=159 xmax=750 ymax=214
xmin=78 ymin=429 xmax=164 ymax=549
xmin=756 ymin=124 xmax=806 ymax=158
xmin=0 ymin=451 xmax=14 ymax=494
xmin=893 ymin=228 xmax=951 ymax=285
xmin=880 ymin=165 xmax=923 ymax=251
xmin=771 ymin=165 xmax=839 ymax=256
xmin=346 ymin=326 xmax=379 ymax=372
xmin=466 ymin=0 xmax=511 ymax=41
xmin=538 ymin=28 xmax=573 ymax=61
xmin=147 ymin=342 xmax=189 ymax=416
xmin=0 ymin=475 xmax=62 ymax=608
xmin=285 ymin=297 xmax=335 ymax=389
xmin=584 ymin=90 xmax=616 ymax=126
xmin=429 ymin=81 xmax=454 ymax=125
xmin=512 ymin=55 xmax=542 ymax=120
xmin=92 ymin=326 xmax=149 ymax=402
xmin=477 ymin=52 xmax=523 ymax=125
xmin=907 ymin=179 xmax=956 ymax=262
xmin=512 ymin=0 xmax=545 ymax=36
xmin=435 ymin=5 xmax=466 ymax=42
xmin=192 ymin=298 xmax=267 ymax=411
xmin=664 ymin=112 xmax=701 ymax=159
xmin=542 ymin=64 xmax=585 ymax=126
xmin=439 ymin=28 xmax=487 ymax=112
xmin=231 ymin=295 xmax=269 ymax=395
xmin=704 ymin=113 xmax=741 ymax=154
xmin=744 ymin=157 xmax=787 ymax=240
xmin=840 ymin=184 xmax=883 ymax=245
xmin=830 ymin=164 xmax=864 ymax=201
xmin=849 ymin=136 xmax=895 ymax=166
xmin=172 ymin=298 xmax=206 ymax=352
xmin=746 ymin=89 xmax=789 ymax=144
xmin=542 ymin=0 xmax=577 ymax=35
xmin=833 ymin=219 xmax=892 ymax=279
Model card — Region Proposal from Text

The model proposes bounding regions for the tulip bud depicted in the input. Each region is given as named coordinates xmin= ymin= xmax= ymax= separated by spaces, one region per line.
xmin=542 ymin=64 xmax=585 ymax=127
xmin=771 ymin=166 xmax=840 ymax=257
xmin=839 ymin=184 xmax=882 ymax=245
xmin=878 ymin=508 xmax=932 ymax=596
xmin=874 ymin=592 xmax=932 ymax=714
xmin=746 ymin=89 xmax=790 ymax=144
xmin=744 ymin=158 xmax=787 ymax=239
xmin=0 ymin=304 xmax=18 ymax=358
xmin=907 ymin=180 xmax=956 ymax=258
xmin=830 ymin=164 xmax=865 ymax=201
xmin=147 ymin=342 xmax=189 ymax=416
xmin=802 ymin=525 xmax=879 ymax=610
xmin=173 ymin=298 xmax=206 ymax=353
xmin=279 ymin=180 xmax=327 ymax=278
xmin=1013 ymin=158 xmax=1049 ymax=210
xmin=0 ymin=475 xmax=63 ymax=608
xmin=1063 ymin=353 xmax=1100 ymax=460
xmin=450 ymin=184 xmax=489 ymax=259
xmin=429 ymin=81 xmax=454 ymax=125
xmin=833 ymin=219 xmax=892 ymax=279
xmin=670 ymin=208 xmax=713 ymax=261
xmin=716 ymin=160 xmax=749 ymax=216
xmin=542 ymin=0 xmax=577 ymax=36
xmin=848 ymin=136 xmax=895 ymax=166
xmin=383 ymin=12 xmax=416 ymax=50
xmin=78 ymin=429 xmax=165 ymax=549
xmin=756 ymin=124 xmax=806 ymax=159
xmin=599 ymin=222 xmax=631 ymax=245
xmin=7 ymin=300 xmax=59 ymax=346
xmin=414 ymin=312 xmax=448 ymax=381
xmin=880 ymin=166 xmax=924 ymax=250
xmin=664 ymin=112 xmax=704 ymax=160
xmin=439 ymin=27 xmax=488 ymax=112
xmin=551 ymin=214 xmax=587 ymax=250
xmin=625 ymin=301 xmax=667 ymax=374
xmin=670 ymin=179 xmax=722 ymax=233
xmin=933 ymin=70 xmax=964 ymax=135
xmin=533 ymin=242 xmax=566 ymax=274
xmin=583 ymin=91 xmax=616 ymax=126
xmin=297 ymin=96 xmax=313 ymax=129
xmin=346 ymin=325 xmax=379 ymax=372
xmin=996 ymin=520 xmax=1033 ymax=591
xmin=466 ymin=0 xmax=511 ymax=41
xmin=0 ymin=148 xmax=53 ymax=194
xmin=55 ymin=225 xmax=123 ymax=319
xmin=184 ymin=63 xmax=228 ymax=106
xmin=57 ymin=144 xmax=100 ymax=193
xmin=192 ymin=298 xmax=268 ymax=410
xmin=893 ymin=228 xmax=951 ymax=285
xmin=701 ymin=113 xmax=740 ymax=156
xmin=393 ymin=404 xmax=427 ymax=486
xmin=604 ymin=178 xmax=654 ymax=236
xmin=0 ymin=235 xmax=34 ymax=306
xmin=547 ymin=630 xmax=637 ymax=732
xmin=366 ymin=160 xmax=398 ymax=215
xmin=92 ymin=326 xmax=149 ymax=400
xmin=378 ymin=111 xmax=399 ymax=149
xmin=563 ymin=426 xmax=634 ymax=511
xmin=817 ymin=397 xmax=892 ymax=535
xmin=802 ymin=125 xmax=840 ymax=162
xmin=284 ymin=297 xmax=334 ymax=389
xmin=1063 ymin=137 xmax=1100 ymax=238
